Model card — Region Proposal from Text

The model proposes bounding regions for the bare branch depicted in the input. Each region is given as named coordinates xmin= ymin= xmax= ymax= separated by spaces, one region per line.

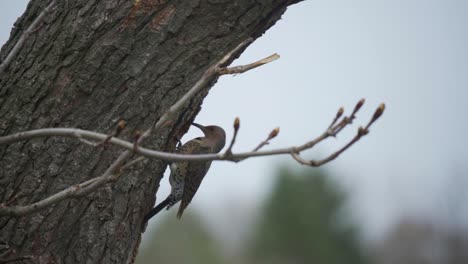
xmin=0 ymin=38 xmax=259 ymax=217
xmin=138 ymin=38 xmax=254 ymax=146
xmin=291 ymin=127 xmax=365 ymax=166
xmin=0 ymin=0 xmax=58 ymax=76
xmin=0 ymin=32 xmax=385 ymax=218
xmin=0 ymin=100 xmax=385 ymax=167
xmin=217 ymin=53 xmax=280 ymax=75
xmin=0 ymin=144 xmax=140 ymax=217
xmin=0 ymin=101 xmax=385 ymax=217
xmin=290 ymin=103 xmax=386 ymax=167
xmin=0 ymin=177 xmax=100 ymax=217
xmin=0 ymin=101 xmax=384 ymax=163
xmin=73 ymin=131 xmax=99 ymax=147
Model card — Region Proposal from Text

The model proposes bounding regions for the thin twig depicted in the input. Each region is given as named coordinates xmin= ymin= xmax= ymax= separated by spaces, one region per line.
xmin=0 ymin=176 xmax=100 ymax=217
xmin=328 ymin=107 xmax=344 ymax=130
xmin=121 ymin=157 xmax=147 ymax=170
xmin=97 ymin=120 xmax=126 ymax=146
xmin=253 ymin=127 xmax=280 ymax=152
xmin=73 ymin=131 xmax=99 ymax=147
xmin=0 ymin=42 xmax=384 ymax=218
xmin=291 ymin=127 xmax=365 ymax=166
xmin=0 ymin=0 xmax=57 ymax=76
xmin=217 ymin=53 xmax=280 ymax=75
xmin=0 ymin=102 xmax=385 ymax=216
xmin=0 ymin=195 xmax=18 ymax=209
xmin=290 ymin=103 xmax=385 ymax=167
xmin=331 ymin=98 xmax=365 ymax=136
xmin=0 ymin=38 xmax=261 ymax=217
xmin=137 ymin=38 xmax=254 ymax=146
xmin=0 ymin=101 xmax=384 ymax=165
xmin=225 ymin=117 xmax=240 ymax=155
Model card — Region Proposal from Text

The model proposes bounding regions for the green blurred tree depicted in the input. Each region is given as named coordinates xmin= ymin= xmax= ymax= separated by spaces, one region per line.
xmin=136 ymin=211 xmax=228 ymax=264
xmin=248 ymin=167 xmax=369 ymax=264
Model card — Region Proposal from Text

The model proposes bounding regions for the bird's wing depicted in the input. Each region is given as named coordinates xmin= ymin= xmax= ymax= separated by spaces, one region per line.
xmin=176 ymin=138 xmax=212 ymax=219
xmin=176 ymin=137 xmax=204 ymax=154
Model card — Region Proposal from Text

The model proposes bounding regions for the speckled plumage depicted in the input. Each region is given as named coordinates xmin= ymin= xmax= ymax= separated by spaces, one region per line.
xmin=143 ymin=123 xmax=225 ymax=223
xmin=166 ymin=138 xmax=212 ymax=217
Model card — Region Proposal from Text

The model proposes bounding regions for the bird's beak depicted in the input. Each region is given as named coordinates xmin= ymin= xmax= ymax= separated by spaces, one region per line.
xmin=192 ymin=123 xmax=206 ymax=133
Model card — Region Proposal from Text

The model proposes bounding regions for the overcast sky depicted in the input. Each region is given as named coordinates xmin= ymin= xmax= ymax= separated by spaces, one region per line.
xmin=1 ymin=0 xmax=467 ymax=242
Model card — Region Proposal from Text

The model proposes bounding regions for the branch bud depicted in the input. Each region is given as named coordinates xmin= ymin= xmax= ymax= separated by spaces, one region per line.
xmin=336 ymin=107 xmax=344 ymax=118
xmin=358 ymin=126 xmax=368 ymax=136
xmin=118 ymin=120 xmax=126 ymax=128
xmin=234 ymin=117 xmax=240 ymax=130
xmin=115 ymin=120 xmax=127 ymax=136
xmin=134 ymin=131 xmax=141 ymax=141
xmin=353 ymin=98 xmax=365 ymax=114
xmin=372 ymin=103 xmax=385 ymax=121
xmin=133 ymin=131 xmax=142 ymax=152
xmin=268 ymin=127 xmax=280 ymax=139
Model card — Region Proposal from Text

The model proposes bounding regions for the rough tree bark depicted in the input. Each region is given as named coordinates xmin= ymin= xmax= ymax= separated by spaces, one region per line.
xmin=0 ymin=0 xmax=302 ymax=263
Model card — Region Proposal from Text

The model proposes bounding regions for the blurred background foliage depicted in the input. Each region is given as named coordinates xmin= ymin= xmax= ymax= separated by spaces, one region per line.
xmin=247 ymin=167 xmax=368 ymax=264
xmin=136 ymin=211 xmax=228 ymax=264
xmin=137 ymin=166 xmax=468 ymax=264
xmin=136 ymin=167 xmax=370 ymax=264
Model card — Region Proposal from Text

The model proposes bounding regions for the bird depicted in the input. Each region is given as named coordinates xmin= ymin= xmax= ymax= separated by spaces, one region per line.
xmin=143 ymin=123 xmax=226 ymax=224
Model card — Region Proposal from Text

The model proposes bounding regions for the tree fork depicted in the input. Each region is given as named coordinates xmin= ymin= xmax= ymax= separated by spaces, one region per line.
xmin=0 ymin=0 xmax=303 ymax=263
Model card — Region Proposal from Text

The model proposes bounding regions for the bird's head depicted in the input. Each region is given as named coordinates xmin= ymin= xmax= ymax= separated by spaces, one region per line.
xmin=192 ymin=123 xmax=226 ymax=153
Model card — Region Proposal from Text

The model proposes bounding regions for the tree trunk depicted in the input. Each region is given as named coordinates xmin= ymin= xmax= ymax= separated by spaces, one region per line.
xmin=0 ymin=0 xmax=301 ymax=263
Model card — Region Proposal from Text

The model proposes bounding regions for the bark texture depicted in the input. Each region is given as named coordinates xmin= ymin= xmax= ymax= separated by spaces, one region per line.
xmin=0 ymin=0 xmax=301 ymax=263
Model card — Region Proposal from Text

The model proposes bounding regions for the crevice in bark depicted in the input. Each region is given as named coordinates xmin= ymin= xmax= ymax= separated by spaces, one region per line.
xmin=0 ymin=0 xmax=303 ymax=262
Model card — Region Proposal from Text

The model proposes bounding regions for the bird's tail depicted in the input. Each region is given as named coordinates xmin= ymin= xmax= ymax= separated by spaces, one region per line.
xmin=176 ymin=206 xmax=184 ymax=219
xmin=142 ymin=196 xmax=170 ymax=226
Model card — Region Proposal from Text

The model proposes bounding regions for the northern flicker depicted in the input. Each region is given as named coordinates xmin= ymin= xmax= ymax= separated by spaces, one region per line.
xmin=143 ymin=123 xmax=226 ymax=223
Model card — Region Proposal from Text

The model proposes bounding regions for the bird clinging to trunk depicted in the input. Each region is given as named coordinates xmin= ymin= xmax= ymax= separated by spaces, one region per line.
xmin=143 ymin=123 xmax=226 ymax=224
